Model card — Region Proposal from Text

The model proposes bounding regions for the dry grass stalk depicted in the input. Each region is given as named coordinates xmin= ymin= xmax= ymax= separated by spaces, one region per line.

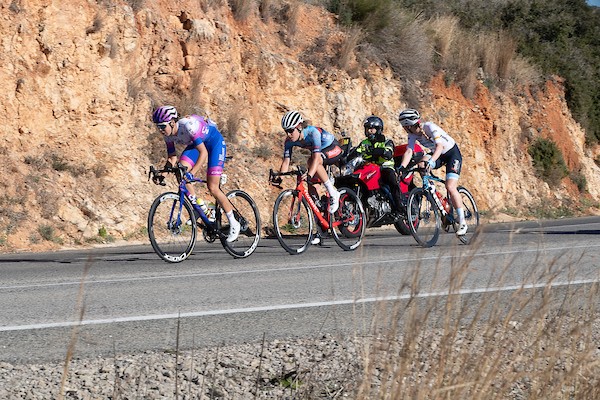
xmin=58 ymin=257 xmax=93 ymax=400
xmin=338 ymin=26 xmax=363 ymax=72
xmin=352 ymin=245 xmax=599 ymax=399
xmin=429 ymin=15 xmax=459 ymax=69
xmin=229 ymin=0 xmax=255 ymax=21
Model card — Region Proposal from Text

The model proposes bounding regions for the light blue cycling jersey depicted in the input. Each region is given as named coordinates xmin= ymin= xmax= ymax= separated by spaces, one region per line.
xmin=283 ymin=126 xmax=335 ymax=158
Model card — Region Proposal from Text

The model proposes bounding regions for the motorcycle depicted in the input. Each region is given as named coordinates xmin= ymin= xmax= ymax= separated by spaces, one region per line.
xmin=334 ymin=137 xmax=424 ymax=235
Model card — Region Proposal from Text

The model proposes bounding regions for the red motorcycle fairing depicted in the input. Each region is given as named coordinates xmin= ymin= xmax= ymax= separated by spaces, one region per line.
xmin=350 ymin=143 xmax=423 ymax=195
xmin=352 ymin=162 xmax=382 ymax=191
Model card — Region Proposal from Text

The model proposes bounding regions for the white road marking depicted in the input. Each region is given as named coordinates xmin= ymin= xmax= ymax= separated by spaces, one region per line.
xmin=1 ymin=243 xmax=598 ymax=291
xmin=0 ymin=278 xmax=597 ymax=332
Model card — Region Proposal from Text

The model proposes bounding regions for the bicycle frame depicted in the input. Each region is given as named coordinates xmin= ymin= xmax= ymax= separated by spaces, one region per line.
xmin=421 ymin=174 xmax=456 ymax=224
xmin=178 ymin=178 xmax=217 ymax=227
xmin=293 ymin=176 xmax=332 ymax=231
xmin=150 ymin=165 xmax=223 ymax=237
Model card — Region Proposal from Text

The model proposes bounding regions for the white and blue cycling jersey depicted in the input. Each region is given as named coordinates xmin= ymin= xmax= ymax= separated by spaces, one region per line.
xmin=164 ymin=115 xmax=226 ymax=176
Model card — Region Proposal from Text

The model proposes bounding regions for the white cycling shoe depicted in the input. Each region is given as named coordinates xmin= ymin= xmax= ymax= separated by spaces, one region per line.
xmin=227 ymin=219 xmax=241 ymax=242
xmin=456 ymin=223 xmax=468 ymax=236
xmin=329 ymin=190 xmax=341 ymax=214
xmin=311 ymin=235 xmax=321 ymax=245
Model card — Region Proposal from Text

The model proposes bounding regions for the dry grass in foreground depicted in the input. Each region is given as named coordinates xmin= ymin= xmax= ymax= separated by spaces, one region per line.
xmin=42 ymin=247 xmax=600 ymax=399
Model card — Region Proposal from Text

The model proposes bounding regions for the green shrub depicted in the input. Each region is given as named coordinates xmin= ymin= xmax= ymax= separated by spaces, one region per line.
xmin=528 ymin=137 xmax=568 ymax=185
xmin=251 ymin=144 xmax=273 ymax=160
xmin=569 ymin=171 xmax=587 ymax=193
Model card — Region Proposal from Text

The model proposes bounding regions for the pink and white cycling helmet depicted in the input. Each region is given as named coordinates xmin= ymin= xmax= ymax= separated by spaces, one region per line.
xmin=152 ymin=105 xmax=178 ymax=124
xmin=398 ymin=108 xmax=421 ymax=127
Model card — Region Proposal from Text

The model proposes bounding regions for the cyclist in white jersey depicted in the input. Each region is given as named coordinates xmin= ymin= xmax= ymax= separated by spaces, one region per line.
xmin=396 ymin=109 xmax=468 ymax=235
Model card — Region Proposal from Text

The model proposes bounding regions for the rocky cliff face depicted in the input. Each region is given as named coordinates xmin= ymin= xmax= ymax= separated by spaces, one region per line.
xmin=1 ymin=0 xmax=599 ymax=251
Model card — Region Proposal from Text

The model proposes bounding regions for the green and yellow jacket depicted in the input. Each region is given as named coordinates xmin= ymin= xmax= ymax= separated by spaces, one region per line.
xmin=356 ymin=136 xmax=395 ymax=169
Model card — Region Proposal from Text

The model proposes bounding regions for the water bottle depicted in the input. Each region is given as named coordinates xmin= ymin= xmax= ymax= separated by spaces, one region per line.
xmin=435 ymin=191 xmax=451 ymax=213
xmin=197 ymin=198 xmax=210 ymax=214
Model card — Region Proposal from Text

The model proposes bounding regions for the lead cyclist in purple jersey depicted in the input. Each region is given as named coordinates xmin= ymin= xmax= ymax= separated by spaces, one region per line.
xmin=152 ymin=105 xmax=240 ymax=242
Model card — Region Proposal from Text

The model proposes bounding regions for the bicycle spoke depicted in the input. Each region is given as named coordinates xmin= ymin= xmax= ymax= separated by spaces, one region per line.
xmin=456 ymin=187 xmax=480 ymax=245
xmin=217 ymin=190 xmax=261 ymax=258
xmin=273 ymin=189 xmax=313 ymax=254
xmin=331 ymin=188 xmax=366 ymax=251
xmin=407 ymin=188 xmax=440 ymax=247
xmin=148 ymin=192 xmax=197 ymax=263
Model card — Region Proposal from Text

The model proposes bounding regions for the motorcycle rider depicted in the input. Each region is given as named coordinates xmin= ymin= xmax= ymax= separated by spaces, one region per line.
xmin=355 ymin=115 xmax=405 ymax=218
xmin=396 ymin=108 xmax=468 ymax=235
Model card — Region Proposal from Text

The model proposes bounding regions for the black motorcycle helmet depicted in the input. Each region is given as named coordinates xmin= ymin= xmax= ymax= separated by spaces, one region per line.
xmin=363 ymin=115 xmax=384 ymax=141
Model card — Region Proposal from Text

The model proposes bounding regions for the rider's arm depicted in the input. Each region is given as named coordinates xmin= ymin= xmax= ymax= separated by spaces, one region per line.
xmin=371 ymin=139 xmax=394 ymax=160
xmin=164 ymin=139 xmax=178 ymax=168
xmin=429 ymin=142 xmax=443 ymax=164
xmin=399 ymin=147 xmax=413 ymax=168
xmin=307 ymin=152 xmax=321 ymax=178
xmin=279 ymin=157 xmax=291 ymax=173
xmin=166 ymin=155 xmax=178 ymax=167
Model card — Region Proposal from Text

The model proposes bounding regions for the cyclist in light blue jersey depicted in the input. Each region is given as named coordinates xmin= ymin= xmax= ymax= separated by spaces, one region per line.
xmin=274 ymin=110 xmax=343 ymax=213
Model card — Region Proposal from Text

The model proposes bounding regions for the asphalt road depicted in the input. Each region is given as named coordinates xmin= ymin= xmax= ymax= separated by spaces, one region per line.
xmin=0 ymin=216 xmax=599 ymax=363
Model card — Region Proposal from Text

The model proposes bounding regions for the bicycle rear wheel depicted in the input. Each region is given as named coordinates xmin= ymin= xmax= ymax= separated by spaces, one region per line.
xmin=454 ymin=186 xmax=480 ymax=245
xmin=331 ymin=188 xmax=366 ymax=251
xmin=273 ymin=189 xmax=313 ymax=255
xmin=148 ymin=192 xmax=197 ymax=263
xmin=406 ymin=188 xmax=441 ymax=248
xmin=216 ymin=190 xmax=261 ymax=258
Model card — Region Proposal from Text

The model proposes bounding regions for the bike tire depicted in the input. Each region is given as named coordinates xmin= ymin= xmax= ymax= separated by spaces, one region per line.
xmin=331 ymin=188 xmax=366 ymax=251
xmin=406 ymin=187 xmax=441 ymax=248
xmin=147 ymin=192 xmax=197 ymax=263
xmin=273 ymin=189 xmax=313 ymax=255
xmin=216 ymin=190 xmax=261 ymax=258
xmin=394 ymin=219 xmax=412 ymax=235
xmin=454 ymin=186 xmax=480 ymax=245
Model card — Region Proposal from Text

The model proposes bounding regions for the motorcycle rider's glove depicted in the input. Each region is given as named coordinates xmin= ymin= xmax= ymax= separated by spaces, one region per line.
xmin=184 ymin=172 xmax=194 ymax=181
xmin=427 ymin=158 xmax=436 ymax=169
xmin=371 ymin=147 xmax=384 ymax=157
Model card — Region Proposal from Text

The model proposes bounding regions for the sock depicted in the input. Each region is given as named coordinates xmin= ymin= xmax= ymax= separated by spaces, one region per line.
xmin=323 ymin=179 xmax=338 ymax=195
xmin=226 ymin=210 xmax=237 ymax=224
xmin=456 ymin=208 xmax=466 ymax=224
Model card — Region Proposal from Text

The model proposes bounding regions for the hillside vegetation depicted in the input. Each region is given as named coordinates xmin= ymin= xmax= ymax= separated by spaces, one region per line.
xmin=0 ymin=0 xmax=599 ymax=251
xmin=329 ymin=0 xmax=600 ymax=145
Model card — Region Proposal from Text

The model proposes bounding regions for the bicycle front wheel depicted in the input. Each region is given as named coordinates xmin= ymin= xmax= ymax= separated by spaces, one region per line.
xmin=331 ymin=188 xmax=366 ymax=251
xmin=454 ymin=186 xmax=480 ymax=245
xmin=216 ymin=190 xmax=261 ymax=258
xmin=148 ymin=192 xmax=197 ymax=263
xmin=406 ymin=188 xmax=441 ymax=248
xmin=273 ymin=189 xmax=313 ymax=255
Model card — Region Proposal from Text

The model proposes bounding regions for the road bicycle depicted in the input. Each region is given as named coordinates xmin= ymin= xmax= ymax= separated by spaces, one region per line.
xmin=147 ymin=163 xmax=261 ymax=262
xmin=269 ymin=167 xmax=366 ymax=255
xmin=405 ymin=168 xmax=479 ymax=247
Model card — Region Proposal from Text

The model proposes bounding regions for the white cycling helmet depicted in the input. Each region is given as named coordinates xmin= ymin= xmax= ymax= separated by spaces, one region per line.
xmin=281 ymin=110 xmax=304 ymax=131
xmin=398 ymin=108 xmax=421 ymax=127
